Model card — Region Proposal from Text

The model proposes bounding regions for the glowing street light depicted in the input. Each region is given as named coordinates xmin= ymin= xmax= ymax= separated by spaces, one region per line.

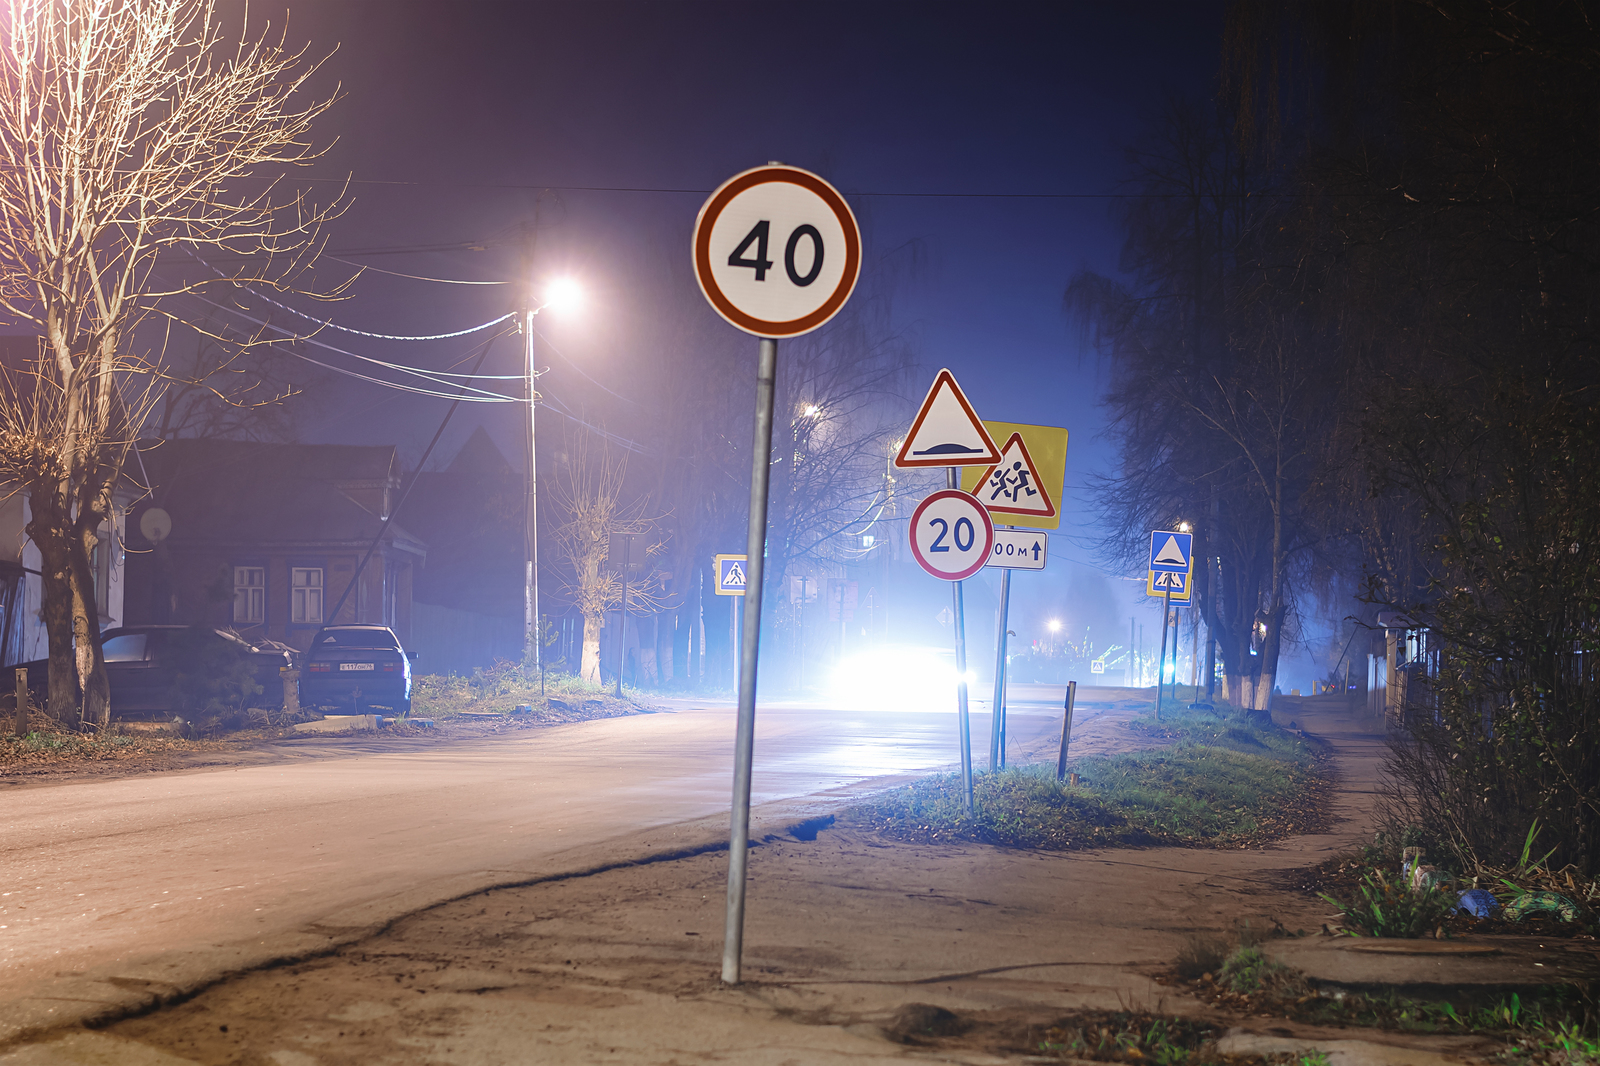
xmin=541 ymin=276 xmax=584 ymax=313
xmin=802 ymin=403 xmax=821 ymax=418
xmin=1048 ymin=618 xmax=1061 ymax=655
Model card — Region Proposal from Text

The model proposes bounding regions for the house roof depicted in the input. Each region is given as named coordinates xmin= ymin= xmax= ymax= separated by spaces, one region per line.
xmin=132 ymin=439 xmax=424 ymax=556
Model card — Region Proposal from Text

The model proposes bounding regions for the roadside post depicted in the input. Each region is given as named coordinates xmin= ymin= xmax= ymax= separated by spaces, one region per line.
xmin=714 ymin=554 xmax=748 ymax=691
xmin=693 ymin=164 xmax=860 ymax=986
xmin=1055 ymin=680 xmax=1077 ymax=780
xmin=962 ymin=423 xmax=1068 ymax=771
xmin=13 ymin=667 xmax=26 ymax=736
xmin=1147 ymin=530 xmax=1193 ymax=722
xmin=895 ymin=370 xmax=1002 ymax=812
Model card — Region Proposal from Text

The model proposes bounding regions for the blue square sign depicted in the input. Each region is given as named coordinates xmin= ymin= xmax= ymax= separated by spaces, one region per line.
xmin=1148 ymin=530 xmax=1193 ymax=574
xmin=715 ymin=554 xmax=749 ymax=596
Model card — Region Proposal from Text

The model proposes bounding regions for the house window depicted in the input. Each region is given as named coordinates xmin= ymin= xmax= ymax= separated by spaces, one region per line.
xmin=291 ymin=567 xmax=323 ymax=624
xmin=233 ymin=567 xmax=265 ymax=624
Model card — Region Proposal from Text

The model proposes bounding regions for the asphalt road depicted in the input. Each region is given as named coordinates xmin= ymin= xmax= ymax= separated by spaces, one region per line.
xmin=0 ymin=686 xmax=1114 ymax=1035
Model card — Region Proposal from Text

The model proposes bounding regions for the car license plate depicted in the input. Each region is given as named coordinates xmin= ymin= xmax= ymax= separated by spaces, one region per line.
xmin=339 ymin=662 xmax=375 ymax=671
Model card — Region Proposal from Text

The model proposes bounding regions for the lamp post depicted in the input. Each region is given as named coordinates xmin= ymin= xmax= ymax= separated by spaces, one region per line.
xmin=523 ymin=278 xmax=582 ymax=696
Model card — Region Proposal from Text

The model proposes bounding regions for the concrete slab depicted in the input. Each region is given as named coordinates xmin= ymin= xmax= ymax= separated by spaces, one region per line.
xmin=1267 ymin=934 xmax=1600 ymax=988
xmin=1218 ymin=1028 xmax=1494 ymax=1066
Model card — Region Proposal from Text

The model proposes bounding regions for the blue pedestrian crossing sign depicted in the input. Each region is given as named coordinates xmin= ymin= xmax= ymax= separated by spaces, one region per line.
xmin=715 ymin=554 xmax=749 ymax=596
xmin=1148 ymin=530 xmax=1193 ymax=574
xmin=1146 ymin=565 xmax=1192 ymax=604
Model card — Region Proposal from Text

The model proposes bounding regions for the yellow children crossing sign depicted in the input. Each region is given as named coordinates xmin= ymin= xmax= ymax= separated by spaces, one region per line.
xmin=959 ymin=420 xmax=1069 ymax=531
xmin=1146 ymin=562 xmax=1193 ymax=604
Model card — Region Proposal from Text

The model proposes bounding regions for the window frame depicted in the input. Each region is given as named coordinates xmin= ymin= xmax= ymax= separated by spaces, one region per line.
xmin=233 ymin=565 xmax=266 ymax=625
xmin=290 ymin=565 xmax=325 ymax=626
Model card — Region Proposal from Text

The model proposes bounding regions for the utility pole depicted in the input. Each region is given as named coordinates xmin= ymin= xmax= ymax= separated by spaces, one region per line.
xmin=520 ymin=213 xmax=544 ymax=697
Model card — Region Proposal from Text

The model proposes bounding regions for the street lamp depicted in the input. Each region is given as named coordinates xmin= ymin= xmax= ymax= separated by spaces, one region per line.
xmin=1048 ymin=618 xmax=1061 ymax=655
xmin=524 ymin=277 xmax=582 ymax=696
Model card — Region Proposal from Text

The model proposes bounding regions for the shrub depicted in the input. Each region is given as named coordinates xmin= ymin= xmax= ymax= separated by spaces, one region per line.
xmin=1321 ymin=869 xmax=1459 ymax=938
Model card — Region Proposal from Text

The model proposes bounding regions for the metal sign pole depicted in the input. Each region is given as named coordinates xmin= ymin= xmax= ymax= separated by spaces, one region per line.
xmin=1056 ymin=679 xmax=1077 ymax=780
xmin=722 ymin=337 xmax=778 ymax=986
xmin=1156 ymin=589 xmax=1171 ymax=721
xmin=989 ymin=564 xmax=1012 ymax=773
xmin=948 ymin=467 xmax=975 ymax=812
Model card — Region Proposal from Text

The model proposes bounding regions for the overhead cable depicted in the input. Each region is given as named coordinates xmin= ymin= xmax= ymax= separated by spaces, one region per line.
xmin=180 ymin=292 xmax=520 ymax=402
xmin=540 ymin=391 xmax=648 ymax=454
xmin=327 ymin=255 xmax=509 ymax=285
xmin=189 ymin=252 xmax=516 ymax=342
xmin=531 ymin=324 xmax=644 ymax=408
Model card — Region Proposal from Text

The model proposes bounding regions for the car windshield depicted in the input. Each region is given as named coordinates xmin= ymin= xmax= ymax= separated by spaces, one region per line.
xmin=315 ymin=628 xmax=398 ymax=649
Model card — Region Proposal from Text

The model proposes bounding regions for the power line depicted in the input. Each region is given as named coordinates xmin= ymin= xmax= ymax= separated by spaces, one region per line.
xmin=179 ymin=291 xmax=521 ymax=402
xmin=189 ymin=252 xmax=517 ymax=344
xmin=327 ymin=255 xmax=508 ymax=285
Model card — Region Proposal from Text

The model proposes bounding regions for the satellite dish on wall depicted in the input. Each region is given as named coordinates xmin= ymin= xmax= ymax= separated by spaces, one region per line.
xmin=139 ymin=507 xmax=172 ymax=544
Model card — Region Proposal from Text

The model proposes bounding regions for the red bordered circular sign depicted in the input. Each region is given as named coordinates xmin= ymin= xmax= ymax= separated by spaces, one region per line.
xmin=692 ymin=165 xmax=861 ymax=339
xmin=908 ymin=489 xmax=995 ymax=582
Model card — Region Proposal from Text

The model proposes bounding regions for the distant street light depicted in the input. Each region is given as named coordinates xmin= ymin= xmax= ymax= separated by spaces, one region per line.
xmin=802 ymin=403 xmax=821 ymax=418
xmin=524 ymin=277 xmax=583 ymax=694
xmin=1048 ymin=618 xmax=1061 ymax=655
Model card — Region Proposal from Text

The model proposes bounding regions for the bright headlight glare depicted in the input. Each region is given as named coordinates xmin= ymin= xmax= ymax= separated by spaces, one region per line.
xmin=830 ymin=647 xmax=969 ymax=712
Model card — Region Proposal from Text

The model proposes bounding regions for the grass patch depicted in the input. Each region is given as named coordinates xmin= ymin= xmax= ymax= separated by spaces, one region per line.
xmin=412 ymin=661 xmax=646 ymax=721
xmin=847 ymin=709 xmax=1327 ymax=850
xmin=1319 ymin=867 xmax=1459 ymax=938
xmin=0 ymin=724 xmax=235 ymax=767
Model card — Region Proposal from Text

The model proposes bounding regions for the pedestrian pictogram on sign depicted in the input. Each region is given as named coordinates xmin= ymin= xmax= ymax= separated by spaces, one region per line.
xmin=1148 ymin=530 xmax=1193 ymax=574
xmin=894 ymin=369 xmax=1002 ymax=469
xmin=970 ymin=432 xmax=1057 ymax=521
xmin=1146 ymin=563 xmax=1193 ymax=604
xmin=714 ymin=554 xmax=748 ymax=596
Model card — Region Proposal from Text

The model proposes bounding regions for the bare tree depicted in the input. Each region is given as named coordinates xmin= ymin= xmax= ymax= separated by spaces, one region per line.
xmin=551 ymin=435 xmax=665 ymax=685
xmin=0 ymin=0 xmax=344 ymax=724
xmin=148 ymin=319 xmax=319 ymax=442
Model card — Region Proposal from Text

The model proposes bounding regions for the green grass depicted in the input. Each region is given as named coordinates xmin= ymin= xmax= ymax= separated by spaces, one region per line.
xmin=1320 ymin=867 xmax=1459 ymax=938
xmin=847 ymin=710 xmax=1325 ymax=849
xmin=411 ymin=661 xmax=645 ymax=721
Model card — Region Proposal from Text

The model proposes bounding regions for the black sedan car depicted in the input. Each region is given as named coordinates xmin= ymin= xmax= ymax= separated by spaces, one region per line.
xmin=300 ymin=624 xmax=415 ymax=716
xmin=14 ymin=625 xmax=292 ymax=723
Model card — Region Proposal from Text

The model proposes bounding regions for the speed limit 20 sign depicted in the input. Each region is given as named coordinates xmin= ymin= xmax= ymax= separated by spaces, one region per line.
xmin=909 ymin=490 xmax=995 ymax=582
xmin=693 ymin=165 xmax=861 ymax=338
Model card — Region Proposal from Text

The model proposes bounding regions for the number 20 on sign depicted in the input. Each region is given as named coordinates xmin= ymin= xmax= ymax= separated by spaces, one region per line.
xmin=910 ymin=490 xmax=995 ymax=581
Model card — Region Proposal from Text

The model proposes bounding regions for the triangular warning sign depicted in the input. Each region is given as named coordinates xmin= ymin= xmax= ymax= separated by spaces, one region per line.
xmin=969 ymin=432 xmax=1057 ymax=518
xmin=1153 ymin=571 xmax=1185 ymax=589
xmin=893 ymin=369 xmax=1001 ymax=469
xmin=725 ymin=562 xmax=746 ymax=587
xmin=1153 ymin=535 xmax=1187 ymax=567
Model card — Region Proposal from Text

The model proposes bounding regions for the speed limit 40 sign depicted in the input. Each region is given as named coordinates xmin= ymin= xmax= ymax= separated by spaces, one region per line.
xmin=693 ymin=165 xmax=861 ymax=338
xmin=909 ymin=490 xmax=995 ymax=582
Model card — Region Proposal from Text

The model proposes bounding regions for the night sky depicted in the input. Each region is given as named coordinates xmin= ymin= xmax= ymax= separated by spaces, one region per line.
xmin=212 ymin=2 xmax=1315 ymax=684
